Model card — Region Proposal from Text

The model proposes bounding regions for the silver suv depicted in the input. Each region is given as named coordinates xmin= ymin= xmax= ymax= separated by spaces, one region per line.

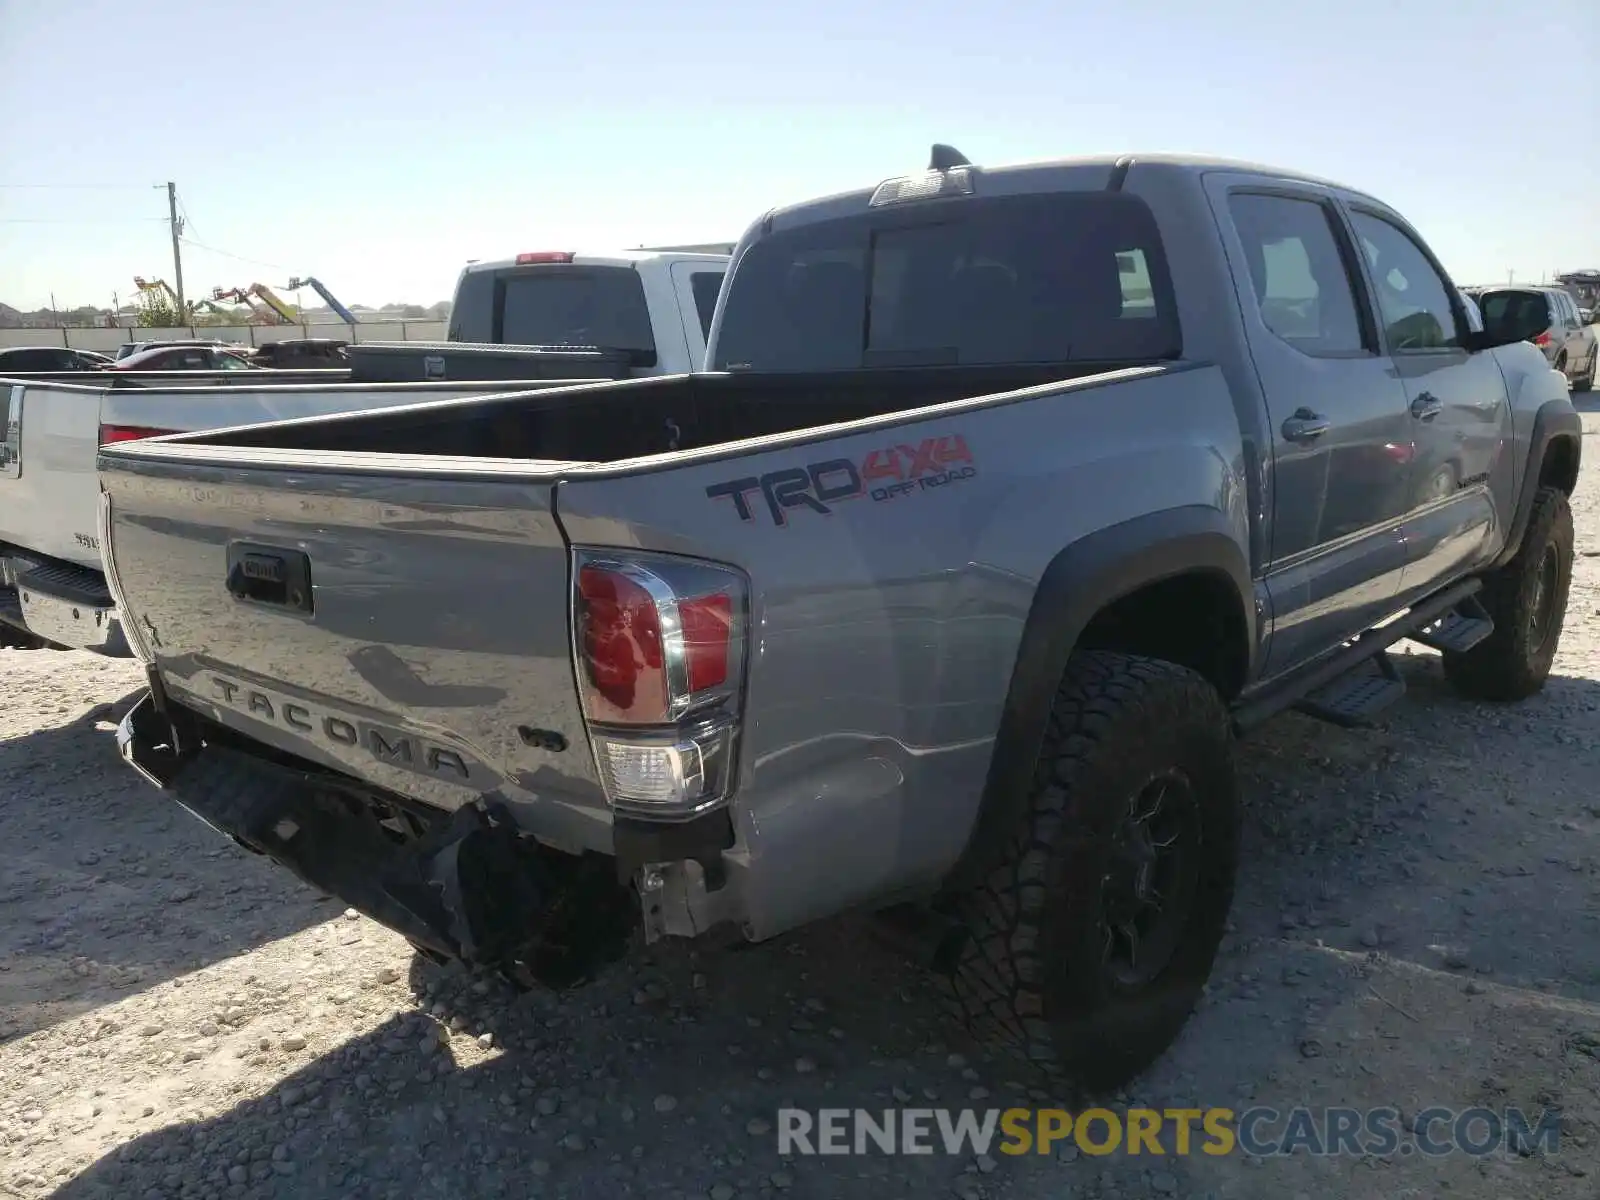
xmin=1467 ymin=286 xmax=1598 ymax=392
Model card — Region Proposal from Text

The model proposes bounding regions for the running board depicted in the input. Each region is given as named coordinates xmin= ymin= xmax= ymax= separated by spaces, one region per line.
xmin=1293 ymin=651 xmax=1405 ymax=727
xmin=1406 ymin=595 xmax=1495 ymax=654
xmin=1232 ymin=578 xmax=1482 ymax=735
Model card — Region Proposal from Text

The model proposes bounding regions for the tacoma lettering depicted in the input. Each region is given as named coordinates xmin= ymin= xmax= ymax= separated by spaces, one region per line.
xmin=206 ymin=674 xmax=472 ymax=781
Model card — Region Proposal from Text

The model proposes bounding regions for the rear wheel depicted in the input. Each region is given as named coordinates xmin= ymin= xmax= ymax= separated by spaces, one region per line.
xmin=1576 ymin=346 xmax=1597 ymax=393
xmin=943 ymin=651 xmax=1239 ymax=1093
xmin=1442 ymin=486 xmax=1574 ymax=701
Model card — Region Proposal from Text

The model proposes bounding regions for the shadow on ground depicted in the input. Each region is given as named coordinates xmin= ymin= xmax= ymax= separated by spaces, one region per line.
xmin=36 ymin=654 xmax=1600 ymax=1199
xmin=1 ymin=687 xmax=338 ymax=1040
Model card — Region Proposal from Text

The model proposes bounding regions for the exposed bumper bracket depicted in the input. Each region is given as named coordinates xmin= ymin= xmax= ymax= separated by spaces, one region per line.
xmin=114 ymin=697 xmax=635 ymax=985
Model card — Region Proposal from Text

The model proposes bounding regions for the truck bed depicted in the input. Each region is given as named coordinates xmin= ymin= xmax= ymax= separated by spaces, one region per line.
xmin=155 ymin=363 xmax=1117 ymax=465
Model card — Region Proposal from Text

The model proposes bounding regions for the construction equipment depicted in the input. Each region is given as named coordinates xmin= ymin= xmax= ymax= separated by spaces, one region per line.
xmin=285 ymin=276 xmax=359 ymax=324
xmin=132 ymin=277 xmax=182 ymax=308
xmin=211 ymin=284 xmax=297 ymax=325
xmin=1556 ymin=270 xmax=1600 ymax=314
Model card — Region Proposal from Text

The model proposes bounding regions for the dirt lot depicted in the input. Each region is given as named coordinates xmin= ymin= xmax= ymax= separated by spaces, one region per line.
xmin=4 ymin=415 xmax=1600 ymax=1200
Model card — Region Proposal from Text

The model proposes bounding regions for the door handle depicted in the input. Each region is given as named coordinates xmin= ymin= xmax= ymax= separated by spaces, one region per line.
xmin=1410 ymin=392 xmax=1442 ymax=420
xmin=1281 ymin=408 xmax=1330 ymax=442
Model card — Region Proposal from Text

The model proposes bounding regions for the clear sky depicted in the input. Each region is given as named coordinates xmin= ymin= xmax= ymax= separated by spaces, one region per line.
xmin=2 ymin=0 xmax=1595 ymax=311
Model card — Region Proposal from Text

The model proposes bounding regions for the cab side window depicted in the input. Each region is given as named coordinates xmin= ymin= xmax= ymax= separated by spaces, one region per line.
xmin=689 ymin=271 xmax=724 ymax=341
xmin=1227 ymin=193 xmax=1367 ymax=355
xmin=1349 ymin=212 xmax=1462 ymax=352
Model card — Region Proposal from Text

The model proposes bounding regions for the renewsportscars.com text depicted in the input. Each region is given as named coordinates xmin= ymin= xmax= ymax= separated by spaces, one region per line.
xmin=777 ymin=1106 xmax=1562 ymax=1159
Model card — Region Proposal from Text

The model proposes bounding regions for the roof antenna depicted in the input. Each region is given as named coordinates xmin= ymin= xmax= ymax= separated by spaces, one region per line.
xmin=929 ymin=143 xmax=970 ymax=171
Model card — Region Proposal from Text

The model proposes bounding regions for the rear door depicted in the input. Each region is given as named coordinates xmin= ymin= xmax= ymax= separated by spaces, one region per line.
xmin=1343 ymin=208 xmax=1512 ymax=600
xmin=1208 ymin=177 xmax=1412 ymax=675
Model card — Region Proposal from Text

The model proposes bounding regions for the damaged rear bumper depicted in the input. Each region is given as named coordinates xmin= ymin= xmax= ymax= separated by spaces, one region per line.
xmin=115 ymin=687 xmax=739 ymax=977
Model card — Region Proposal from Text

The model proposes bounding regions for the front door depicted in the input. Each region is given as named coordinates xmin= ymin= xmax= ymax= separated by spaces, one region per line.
xmin=1212 ymin=182 xmax=1414 ymax=677
xmin=1344 ymin=209 xmax=1512 ymax=601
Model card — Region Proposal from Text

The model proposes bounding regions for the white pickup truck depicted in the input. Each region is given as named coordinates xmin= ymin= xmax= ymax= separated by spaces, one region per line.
xmin=440 ymin=245 xmax=732 ymax=376
xmin=0 ymin=378 xmax=603 ymax=653
xmin=0 ymin=246 xmax=731 ymax=654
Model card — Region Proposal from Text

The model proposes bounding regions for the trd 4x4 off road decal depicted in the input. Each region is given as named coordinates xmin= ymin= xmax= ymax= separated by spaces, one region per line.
xmin=706 ymin=434 xmax=977 ymax=527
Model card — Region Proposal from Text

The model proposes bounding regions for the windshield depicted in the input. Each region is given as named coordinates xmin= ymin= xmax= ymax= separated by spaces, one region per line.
xmin=712 ymin=191 xmax=1181 ymax=372
xmin=449 ymin=264 xmax=656 ymax=362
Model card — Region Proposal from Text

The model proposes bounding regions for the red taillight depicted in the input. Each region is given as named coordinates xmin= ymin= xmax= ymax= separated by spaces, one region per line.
xmin=573 ymin=554 xmax=746 ymax=817
xmin=577 ymin=564 xmax=671 ymax=724
xmin=575 ymin=560 xmax=740 ymax=725
xmin=516 ymin=251 xmax=575 ymax=265
xmin=1533 ymin=331 xmax=1552 ymax=347
xmin=680 ymin=594 xmax=732 ymax=692
xmin=99 ymin=424 xmax=180 ymax=445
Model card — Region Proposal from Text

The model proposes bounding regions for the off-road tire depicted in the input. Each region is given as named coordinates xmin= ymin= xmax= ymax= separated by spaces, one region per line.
xmin=1442 ymin=485 xmax=1574 ymax=701
xmin=943 ymin=651 xmax=1239 ymax=1094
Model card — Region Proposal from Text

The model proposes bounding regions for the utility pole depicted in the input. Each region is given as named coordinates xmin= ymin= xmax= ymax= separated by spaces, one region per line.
xmin=165 ymin=181 xmax=186 ymax=316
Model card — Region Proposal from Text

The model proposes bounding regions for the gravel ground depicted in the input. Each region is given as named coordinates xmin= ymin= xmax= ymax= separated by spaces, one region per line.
xmin=4 ymin=410 xmax=1600 ymax=1199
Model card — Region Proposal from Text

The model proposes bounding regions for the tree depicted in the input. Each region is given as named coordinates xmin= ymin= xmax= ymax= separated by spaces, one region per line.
xmin=134 ymin=294 xmax=188 ymax=327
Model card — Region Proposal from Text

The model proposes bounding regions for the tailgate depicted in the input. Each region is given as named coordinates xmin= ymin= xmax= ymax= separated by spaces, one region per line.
xmin=100 ymin=450 xmax=608 ymax=847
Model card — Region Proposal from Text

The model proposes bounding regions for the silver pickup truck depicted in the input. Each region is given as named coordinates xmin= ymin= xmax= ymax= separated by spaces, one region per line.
xmin=101 ymin=147 xmax=1581 ymax=1091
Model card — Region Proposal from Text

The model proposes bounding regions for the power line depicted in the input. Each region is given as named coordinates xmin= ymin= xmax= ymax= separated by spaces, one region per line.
xmin=0 ymin=216 xmax=167 ymax=224
xmin=0 ymin=182 xmax=155 ymax=190
xmin=179 ymin=235 xmax=288 ymax=273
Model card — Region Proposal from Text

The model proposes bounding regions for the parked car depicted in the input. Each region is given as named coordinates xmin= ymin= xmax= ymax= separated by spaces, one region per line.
xmin=113 ymin=338 xmax=244 ymax=362
xmin=102 ymin=148 xmax=1579 ymax=1092
xmin=109 ymin=344 xmax=257 ymax=372
xmin=248 ymin=339 xmax=349 ymax=370
xmin=1465 ymin=285 xmax=1598 ymax=392
xmin=0 ymin=346 xmax=113 ymax=373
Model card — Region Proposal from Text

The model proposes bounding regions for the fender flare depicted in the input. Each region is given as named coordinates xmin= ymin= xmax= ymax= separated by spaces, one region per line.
xmin=1491 ymin=398 xmax=1582 ymax=571
xmin=942 ymin=505 xmax=1255 ymax=896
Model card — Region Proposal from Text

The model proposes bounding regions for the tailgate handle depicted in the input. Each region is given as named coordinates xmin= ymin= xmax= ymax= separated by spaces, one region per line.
xmin=225 ymin=543 xmax=313 ymax=614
